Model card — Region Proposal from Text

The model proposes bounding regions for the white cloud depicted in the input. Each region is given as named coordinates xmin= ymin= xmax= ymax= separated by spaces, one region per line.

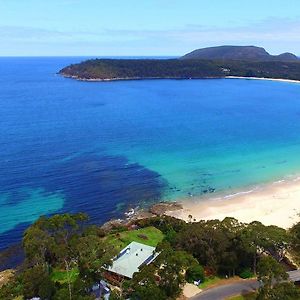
xmin=1 ymin=17 xmax=300 ymax=55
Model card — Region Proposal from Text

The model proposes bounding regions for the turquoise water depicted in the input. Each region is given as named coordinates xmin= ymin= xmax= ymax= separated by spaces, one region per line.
xmin=107 ymin=78 xmax=300 ymax=198
xmin=1 ymin=57 xmax=300 ymax=249
xmin=0 ymin=188 xmax=64 ymax=234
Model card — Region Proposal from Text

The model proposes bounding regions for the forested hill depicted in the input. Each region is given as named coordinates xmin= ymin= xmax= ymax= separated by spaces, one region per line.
xmin=181 ymin=46 xmax=299 ymax=61
xmin=59 ymin=46 xmax=300 ymax=81
xmin=60 ymin=58 xmax=300 ymax=81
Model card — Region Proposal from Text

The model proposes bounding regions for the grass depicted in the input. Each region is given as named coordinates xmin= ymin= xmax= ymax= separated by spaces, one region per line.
xmin=199 ymin=276 xmax=223 ymax=289
xmin=226 ymin=293 xmax=257 ymax=300
xmin=105 ymin=226 xmax=164 ymax=251
xmin=50 ymin=268 xmax=79 ymax=284
xmin=199 ymin=276 xmax=253 ymax=291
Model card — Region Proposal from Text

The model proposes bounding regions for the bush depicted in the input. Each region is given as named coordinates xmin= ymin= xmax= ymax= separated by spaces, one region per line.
xmin=0 ymin=279 xmax=23 ymax=300
xmin=110 ymin=290 xmax=125 ymax=300
xmin=110 ymin=225 xmax=128 ymax=234
xmin=53 ymin=287 xmax=69 ymax=300
xmin=239 ymin=268 xmax=254 ymax=279
xmin=186 ymin=265 xmax=205 ymax=283
xmin=39 ymin=277 xmax=55 ymax=299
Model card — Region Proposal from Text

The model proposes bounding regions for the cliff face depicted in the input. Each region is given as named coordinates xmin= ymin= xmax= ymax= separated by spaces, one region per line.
xmin=181 ymin=46 xmax=299 ymax=61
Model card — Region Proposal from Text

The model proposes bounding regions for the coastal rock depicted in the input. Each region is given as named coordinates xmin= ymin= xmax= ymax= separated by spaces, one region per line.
xmin=150 ymin=202 xmax=183 ymax=216
xmin=101 ymin=210 xmax=156 ymax=232
xmin=101 ymin=219 xmax=126 ymax=232
xmin=133 ymin=211 xmax=156 ymax=220
xmin=0 ymin=269 xmax=14 ymax=288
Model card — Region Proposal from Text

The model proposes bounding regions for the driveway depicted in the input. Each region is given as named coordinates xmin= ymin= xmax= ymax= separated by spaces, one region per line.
xmin=190 ymin=279 xmax=259 ymax=300
xmin=190 ymin=269 xmax=299 ymax=300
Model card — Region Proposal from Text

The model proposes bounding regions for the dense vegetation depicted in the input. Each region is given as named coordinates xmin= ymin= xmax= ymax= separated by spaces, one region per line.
xmin=1 ymin=213 xmax=300 ymax=300
xmin=0 ymin=214 xmax=116 ymax=300
xmin=59 ymin=57 xmax=300 ymax=81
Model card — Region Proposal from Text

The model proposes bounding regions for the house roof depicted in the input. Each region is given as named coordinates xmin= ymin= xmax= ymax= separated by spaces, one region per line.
xmin=107 ymin=241 xmax=158 ymax=279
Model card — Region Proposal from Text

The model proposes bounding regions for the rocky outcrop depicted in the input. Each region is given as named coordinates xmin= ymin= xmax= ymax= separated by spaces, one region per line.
xmin=149 ymin=202 xmax=183 ymax=216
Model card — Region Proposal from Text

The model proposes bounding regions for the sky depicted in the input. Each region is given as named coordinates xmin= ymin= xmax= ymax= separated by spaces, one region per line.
xmin=0 ymin=0 xmax=300 ymax=56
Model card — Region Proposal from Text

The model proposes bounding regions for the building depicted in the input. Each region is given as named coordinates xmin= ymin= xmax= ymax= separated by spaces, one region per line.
xmin=104 ymin=241 xmax=158 ymax=284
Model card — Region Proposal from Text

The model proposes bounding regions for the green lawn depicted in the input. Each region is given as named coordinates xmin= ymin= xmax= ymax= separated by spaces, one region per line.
xmin=105 ymin=226 xmax=164 ymax=251
xmin=199 ymin=276 xmax=254 ymax=291
xmin=50 ymin=268 xmax=79 ymax=284
xmin=199 ymin=276 xmax=223 ymax=289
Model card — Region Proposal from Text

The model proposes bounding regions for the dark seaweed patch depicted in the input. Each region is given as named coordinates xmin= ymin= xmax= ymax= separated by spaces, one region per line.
xmin=0 ymin=154 xmax=167 ymax=250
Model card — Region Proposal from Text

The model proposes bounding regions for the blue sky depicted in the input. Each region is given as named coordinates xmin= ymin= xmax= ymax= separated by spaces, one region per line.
xmin=1 ymin=0 xmax=300 ymax=56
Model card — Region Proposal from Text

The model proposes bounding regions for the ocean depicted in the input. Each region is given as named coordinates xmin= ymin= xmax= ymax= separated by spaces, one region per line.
xmin=1 ymin=57 xmax=300 ymax=250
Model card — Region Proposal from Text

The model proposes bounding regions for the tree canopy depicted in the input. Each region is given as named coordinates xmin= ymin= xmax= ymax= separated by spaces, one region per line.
xmin=1 ymin=215 xmax=299 ymax=300
xmin=60 ymin=58 xmax=300 ymax=82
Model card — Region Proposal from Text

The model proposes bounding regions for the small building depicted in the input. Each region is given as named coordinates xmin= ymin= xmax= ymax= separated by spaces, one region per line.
xmin=105 ymin=241 xmax=158 ymax=284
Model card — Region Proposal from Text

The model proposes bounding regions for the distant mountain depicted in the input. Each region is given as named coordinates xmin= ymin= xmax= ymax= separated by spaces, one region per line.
xmin=181 ymin=46 xmax=299 ymax=61
xmin=276 ymin=52 xmax=299 ymax=61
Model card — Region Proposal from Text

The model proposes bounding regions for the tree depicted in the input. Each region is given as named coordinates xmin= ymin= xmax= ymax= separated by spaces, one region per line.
xmin=47 ymin=214 xmax=88 ymax=300
xmin=18 ymin=213 xmax=120 ymax=300
xmin=257 ymin=256 xmax=288 ymax=300
xmin=53 ymin=288 xmax=70 ymax=300
xmin=110 ymin=290 xmax=125 ymax=300
xmin=23 ymin=213 xmax=89 ymax=300
xmin=75 ymin=234 xmax=116 ymax=297
xmin=128 ymin=243 xmax=197 ymax=300
xmin=174 ymin=219 xmax=244 ymax=275
xmin=156 ymin=245 xmax=197 ymax=298
xmin=157 ymin=258 xmax=186 ymax=298
xmin=23 ymin=225 xmax=55 ymax=266
xmin=240 ymin=222 xmax=289 ymax=274
xmin=263 ymin=225 xmax=291 ymax=261
xmin=137 ymin=216 xmax=187 ymax=235
xmin=38 ymin=276 xmax=55 ymax=300
xmin=130 ymin=264 xmax=166 ymax=300
xmin=186 ymin=264 xmax=205 ymax=283
xmin=267 ymin=282 xmax=300 ymax=300
xmin=257 ymin=256 xmax=287 ymax=287
xmin=290 ymin=221 xmax=300 ymax=264
xmin=0 ymin=277 xmax=23 ymax=300
xmin=22 ymin=265 xmax=51 ymax=299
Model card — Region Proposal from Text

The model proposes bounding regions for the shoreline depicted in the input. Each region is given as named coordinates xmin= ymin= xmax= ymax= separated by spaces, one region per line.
xmin=225 ymin=76 xmax=300 ymax=84
xmin=59 ymin=73 xmax=224 ymax=82
xmin=165 ymin=178 xmax=300 ymax=229
xmin=60 ymin=73 xmax=300 ymax=84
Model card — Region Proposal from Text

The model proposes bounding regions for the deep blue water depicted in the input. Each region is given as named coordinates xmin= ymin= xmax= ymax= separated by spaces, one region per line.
xmin=1 ymin=57 xmax=300 ymax=251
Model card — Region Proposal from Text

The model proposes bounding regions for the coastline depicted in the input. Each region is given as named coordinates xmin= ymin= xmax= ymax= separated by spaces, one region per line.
xmin=225 ymin=76 xmax=300 ymax=84
xmin=59 ymin=73 xmax=224 ymax=82
xmin=165 ymin=178 xmax=300 ymax=229
xmin=60 ymin=73 xmax=300 ymax=84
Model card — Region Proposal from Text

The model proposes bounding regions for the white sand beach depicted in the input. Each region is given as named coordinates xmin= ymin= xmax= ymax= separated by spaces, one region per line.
xmin=226 ymin=76 xmax=300 ymax=84
xmin=165 ymin=179 xmax=300 ymax=229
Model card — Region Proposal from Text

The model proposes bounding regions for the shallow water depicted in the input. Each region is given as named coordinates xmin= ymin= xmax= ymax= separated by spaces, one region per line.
xmin=1 ymin=57 xmax=300 ymax=249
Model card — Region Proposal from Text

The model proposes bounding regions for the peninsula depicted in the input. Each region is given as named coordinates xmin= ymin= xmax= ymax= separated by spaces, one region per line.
xmin=59 ymin=45 xmax=300 ymax=81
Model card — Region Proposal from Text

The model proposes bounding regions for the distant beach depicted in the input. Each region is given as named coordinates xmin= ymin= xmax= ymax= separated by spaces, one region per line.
xmin=226 ymin=76 xmax=300 ymax=84
xmin=165 ymin=178 xmax=300 ymax=229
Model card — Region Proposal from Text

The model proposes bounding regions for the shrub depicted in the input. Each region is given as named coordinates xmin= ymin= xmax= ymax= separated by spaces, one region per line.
xmin=239 ymin=268 xmax=254 ymax=279
xmin=186 ymin=265 xmax=205 ymax=283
